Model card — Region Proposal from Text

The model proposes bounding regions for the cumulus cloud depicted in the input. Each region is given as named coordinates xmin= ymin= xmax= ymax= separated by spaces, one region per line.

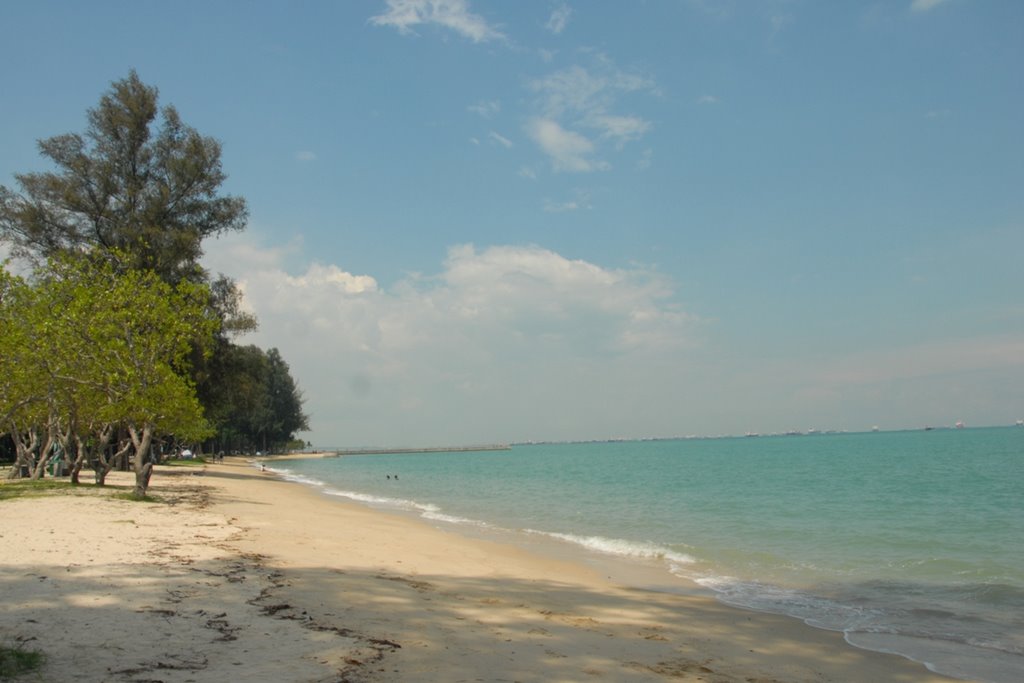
xmin=295 ymin=150 xmax=317 ymax=161
xmin=370 ymin=0 xmax=505 ymax=42
xmin=202 ymin=236 xmax=698 ymax=445
xmin=697 ymin=94 xmax=720 ymax=105
xmin=545 ymin=4 xmax=572 ymax=34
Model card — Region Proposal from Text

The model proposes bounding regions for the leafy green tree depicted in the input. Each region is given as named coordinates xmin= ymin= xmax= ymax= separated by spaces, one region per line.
xmin=255 ymin=348 xmax=309 ymax=453
xmin=0 ymin=70 xmax=247 ymax=284
xmin=201 ymin=345 xmax=309 ymax=454
xmin=0 ymin=70 xmax=257 ymax=440
xmin=1 ymin=257 xmax=216 ymax=496
xmin=1 ymin=72 xmax=310 ymax=469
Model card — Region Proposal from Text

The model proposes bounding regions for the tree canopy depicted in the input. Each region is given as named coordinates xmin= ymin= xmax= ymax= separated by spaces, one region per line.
xmin=1 ymin=256 xmax=216 ymax=496
xmin=0 ymin=70 xmax=247 ymax=284
xmin=1 ymin=72 xmax=310 ymax=490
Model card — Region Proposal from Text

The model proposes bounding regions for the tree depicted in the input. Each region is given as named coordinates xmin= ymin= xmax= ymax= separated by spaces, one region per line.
xmin=1 ymin=256 xmax=216 ymax=496
xmin=200 ymin=345 xmax=309 ymax=455
xmin=255 ymin=348 xmax=310 ymax=453
xmin=0 ymin=70 xmax=247 ymax=284
xmin=1 ymin=72 xmax=310 ymax=471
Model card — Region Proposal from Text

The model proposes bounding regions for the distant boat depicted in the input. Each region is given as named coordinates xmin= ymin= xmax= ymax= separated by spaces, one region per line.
xmin=872 ymin=425 xmax=880 ymax=432
xmin=955 ymin=421 xmax=965 ymax=429
xmin=1016 ymin=420 xmax=1023 ymax=427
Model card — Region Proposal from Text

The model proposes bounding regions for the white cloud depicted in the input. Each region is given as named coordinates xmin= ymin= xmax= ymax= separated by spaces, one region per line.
xmin=202 ymin=237 xmax=698 ymax=445
xmin=592 ymin=114 xmax=651 ymax=146
xmin=910 ymin=0 xmax=951 ymax=12
xmin=527 ymin=58 xmax=656 ymax=171
xmin=697 ymin=94 xmax=720 ymax=105
xmin=283 ymin=262 xmax=378 ymax=294
xmin=545 ymin=4 xmax=572 ymax=34
xmin=295 ymin=150 xmax=317 ymax=162
xmin=467 ymin=99 xmax=500 ymax=118
xmin=489 ymin=131 xmax=513 ymax=148
xmin=370 ymin=0 xmax=505 ymax=43
xmin=527 ymin=118 xmax=609 ymax=173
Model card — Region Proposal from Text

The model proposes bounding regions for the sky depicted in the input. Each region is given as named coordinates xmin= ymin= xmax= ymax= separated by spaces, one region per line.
xmin=1 ymin=0 xmax=1022 ymax=447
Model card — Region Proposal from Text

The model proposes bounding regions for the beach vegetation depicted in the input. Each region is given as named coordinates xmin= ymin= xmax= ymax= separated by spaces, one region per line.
xmin=163 ymin=456 xmax=208 ymax=467
xmin=201 ymin=344 xmax=309 ymax=454
xmin=0 ymin=643 xmax=45 ymax=678
xmin=1 ymin=71 xmax=309 ymax=480
xmin=0 ymin=70 xmax=247 ymax=284
xmin=0 ymin=256 xmax=216 ymax=498
xmin=0 ymin=479 xmax=71 ymax=501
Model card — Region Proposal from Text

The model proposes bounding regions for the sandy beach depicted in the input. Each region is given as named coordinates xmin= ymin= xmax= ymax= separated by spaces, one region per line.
xmin=0 ymin=459 xmax=962 ymax=682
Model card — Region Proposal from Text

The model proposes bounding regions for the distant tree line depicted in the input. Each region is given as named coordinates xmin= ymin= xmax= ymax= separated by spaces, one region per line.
xmin=0 ymin=71 xmax=309 ymax=496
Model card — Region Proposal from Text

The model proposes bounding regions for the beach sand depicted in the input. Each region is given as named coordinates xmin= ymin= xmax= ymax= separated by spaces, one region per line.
xmin=0 ymin=459 xmax=962 ymax=682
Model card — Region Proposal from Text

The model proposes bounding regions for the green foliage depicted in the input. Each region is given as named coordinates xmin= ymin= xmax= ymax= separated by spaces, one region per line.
xmin=1 ymin=255 xmax=217 ymax=492
xmin=0 ymin=643 xmax=45 ymax=678
xmin=1 ymin=72 xmax=311 ymax=485
xmin=200 ymin=345 xmax=309 ymax=453
xmin=0 ymin=70 xmax=246 ymax=284
xmin=163 ymin=457 xmax=207 ymax=467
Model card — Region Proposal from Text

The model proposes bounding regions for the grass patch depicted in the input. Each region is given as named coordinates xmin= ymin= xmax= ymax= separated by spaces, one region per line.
xmin=0 ymin=478 xmax=161 ymax=504
xmin=0 ymin=479 xmax=74 ymax=502
xmin=163 ymin=457 xmax=207 ymax=467
xmin=0 ymin=643 xmax=45 ymax=678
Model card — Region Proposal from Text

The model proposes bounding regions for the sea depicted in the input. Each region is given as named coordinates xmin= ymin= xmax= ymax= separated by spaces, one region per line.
xmin=263 ymin=426 xmax=1023 ymax=682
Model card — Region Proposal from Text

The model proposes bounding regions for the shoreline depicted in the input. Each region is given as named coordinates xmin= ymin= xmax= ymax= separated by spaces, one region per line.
xmin=1 ymin=459 xmax=963 ymax=681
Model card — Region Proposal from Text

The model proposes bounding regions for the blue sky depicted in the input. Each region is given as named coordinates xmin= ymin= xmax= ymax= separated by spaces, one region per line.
xmin=2 ymin=0 xmax=1022 ymax=446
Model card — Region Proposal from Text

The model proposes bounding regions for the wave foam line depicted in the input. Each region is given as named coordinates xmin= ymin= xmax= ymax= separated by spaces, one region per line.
xmin=526 ymin=530 xmax=696 ymax=566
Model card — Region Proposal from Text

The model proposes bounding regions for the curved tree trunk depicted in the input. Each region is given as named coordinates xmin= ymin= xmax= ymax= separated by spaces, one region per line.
xmin=130 ymin=423 xmax=155 ymax=498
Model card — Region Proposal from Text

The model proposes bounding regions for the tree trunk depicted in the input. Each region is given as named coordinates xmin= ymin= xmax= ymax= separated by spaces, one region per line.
xmin=95 ymin=435 xmax=130 ymax=487
xmin=130 ymin=423 xmax=154 ymax=498
xmin=69 ymin=432 xmax=91 ymax=485
xmin=30 ymin=423 xmax=59 ymax=480
xmin=7 ymin=427 xmax=39 ymax=480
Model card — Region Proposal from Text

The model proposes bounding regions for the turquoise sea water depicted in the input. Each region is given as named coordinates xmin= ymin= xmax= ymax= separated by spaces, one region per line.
xmin=267 ymin=427 xmax=1023 ymax=682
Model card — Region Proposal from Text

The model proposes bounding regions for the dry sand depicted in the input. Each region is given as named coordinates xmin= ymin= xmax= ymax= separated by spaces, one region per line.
xmin=0 ymin=459 xmax=963 ymax=682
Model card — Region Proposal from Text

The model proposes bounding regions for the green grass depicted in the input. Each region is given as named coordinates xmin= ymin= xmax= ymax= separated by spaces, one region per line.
xmin=0 ymin=644 xmax=45 ymax=679
xmin=0 ymin=478 xmax=165 ymax=504
xmin=162 ymin=456 xmax=207 ymax=467
xmin=0 ymin=479 xmax=73 ymax=502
